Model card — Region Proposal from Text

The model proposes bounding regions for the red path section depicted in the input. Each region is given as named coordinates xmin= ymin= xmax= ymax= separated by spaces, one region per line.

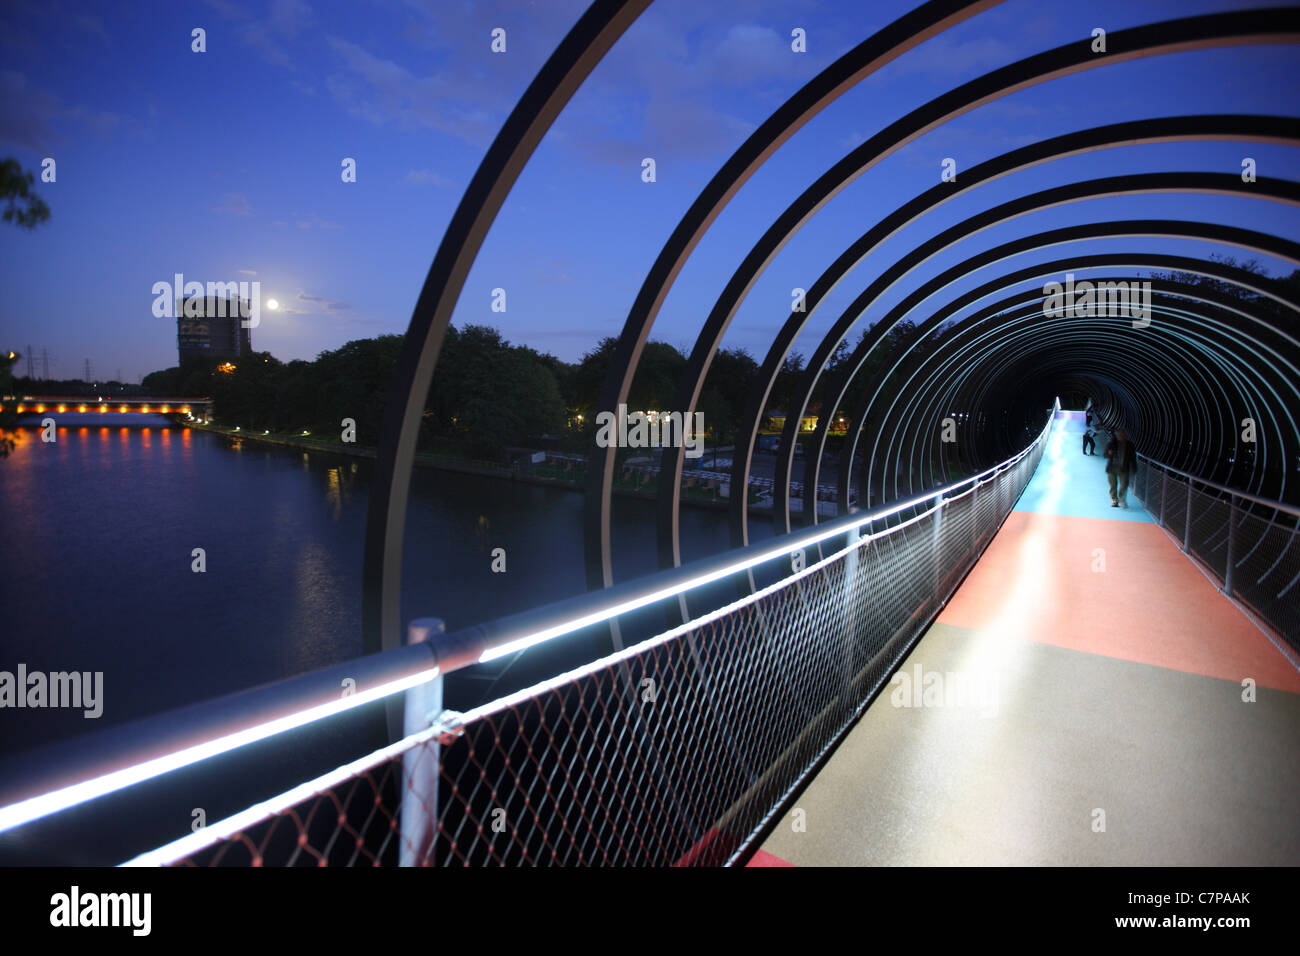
xmin=754 ymin=412 xmax=1299 ymax=866
xmin=940 ymin=415 xmax=1300 ymax=692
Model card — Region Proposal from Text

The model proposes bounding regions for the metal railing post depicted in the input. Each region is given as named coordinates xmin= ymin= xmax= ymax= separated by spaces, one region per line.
xmin=932 ymin=492 xmax=944 ymax=594
xmin=1183 ymin=478 xmax=1194 ymax=552
xmin=1159 ymin=467 xmax=1168 ymax=527
xmin=1224 ymin=495 xmax=1238 ymax=597
xmin=400 ymin=617 xmax=445 ymax=867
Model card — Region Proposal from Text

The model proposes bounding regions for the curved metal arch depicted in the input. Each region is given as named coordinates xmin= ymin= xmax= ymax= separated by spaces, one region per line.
xmin=959 ymin=303 xmax=1292 ymax=486
xmin=964 ymin=300 xmax=1294 ymax=492
xmin=361 ymin=0 xmax=652 ymax=655
xmin=878 ymin=299 xmax=1242 ymax=509
xmin=714 ymin=114 xmax=1300 ymax=541
xmin=887 ymin=307 xmax=1274 ymax=504
xmin=868 ymin=276 xmax=1300 ymax=497
xmin=868 ymin=278 xmax=1300 ymax=501
xmin=882 ymin=312 xmax=1250 ymax=506
xmin=869 ymin=288 xmax=1299 ymax=509
xmin=758 ymin=171 xmax=1300 ymax=537
xmin=915 ymin=314 xmax=1279 ymax=502
xmin=587 ymin=7 xmax=1300 ymax=591
xmin=795 ymin=218 xmax=1300 ymax=530
xmin=580 ymin=0 xmax=1007 ymax=592
xmin=814 ymin=227 xmax=1300 ymax=515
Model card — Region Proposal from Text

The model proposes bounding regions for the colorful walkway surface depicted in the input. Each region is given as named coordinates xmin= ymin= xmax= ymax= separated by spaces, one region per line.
xmin=758 ymin=411 xmax=1300 ymax=866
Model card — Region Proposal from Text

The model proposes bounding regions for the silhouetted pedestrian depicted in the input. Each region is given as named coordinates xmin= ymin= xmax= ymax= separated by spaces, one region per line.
xmin=1082 ymin=426 xmax=1096 ymax=455
xmin=1105 ymin=428 xmax=1137 ymax=508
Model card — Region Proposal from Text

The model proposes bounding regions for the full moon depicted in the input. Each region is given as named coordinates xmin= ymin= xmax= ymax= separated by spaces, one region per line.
xmin=266 ymin=298 xmax=279 ymax=311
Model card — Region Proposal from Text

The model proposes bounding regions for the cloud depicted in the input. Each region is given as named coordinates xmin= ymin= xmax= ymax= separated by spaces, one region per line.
xmin=0 ymin=70 xmax=57 ymax=150
xmin=324 ymin=37 xmax=509 ymax=147
xmin=293 ymin=290 xmax=351 ymax=314
xmin=214 ymin=193 xmax=252 ymax=216
xmin=0 ymin=70 xmax=123 ymax=151
xmin=295 ymin=214 xmax=340 ymax=229
xmin=404 ymin=168 xmax=455 ymax=187
xmin=709 ymin=24 xmax=806 ymax=86
xmin=268 ymin=0 xmax=313 ymax=37
xmin=869 ymin=32 xmax=1014 ymax=82
xmin=208 ymin=0 xmax=314 ymax=69
xmin=241 ymin=25 xmax=294 ymax=68
xmin=272 ymin=213 xmax=341 ymax=230
xmin=202 ymin=0 xmax=247 ymax=16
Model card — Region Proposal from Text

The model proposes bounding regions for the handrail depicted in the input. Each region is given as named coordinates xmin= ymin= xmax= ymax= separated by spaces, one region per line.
xmin=0 ymin=401 xmax=1057 ymax=837
xmin=1136 ymin=452 xmax=1300 ymax=518
xmin=430 ymin=400 xmax=1056 ymax=670
xmin=0 ymin=643 xmax=439 ymax=835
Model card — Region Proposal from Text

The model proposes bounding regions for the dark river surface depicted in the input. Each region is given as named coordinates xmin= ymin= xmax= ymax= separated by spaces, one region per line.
xmin=0 ymin=416 xmax=776 ymax=760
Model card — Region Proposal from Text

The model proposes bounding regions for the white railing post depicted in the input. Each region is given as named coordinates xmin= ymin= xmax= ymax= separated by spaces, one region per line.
xmin=400 ymin=617 xmax=445 ymax=867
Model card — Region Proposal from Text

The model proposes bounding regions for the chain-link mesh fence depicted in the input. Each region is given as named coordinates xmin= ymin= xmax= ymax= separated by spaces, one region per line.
xmin=135 ymin=422 xmax=1047 ymax=867
xmin=1135 ymin=457 xmax=1299 ymax=651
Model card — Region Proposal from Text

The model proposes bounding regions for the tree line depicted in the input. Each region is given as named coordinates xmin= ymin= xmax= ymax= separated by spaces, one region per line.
xmin=129 ymin=321 xmax=936 ymax=461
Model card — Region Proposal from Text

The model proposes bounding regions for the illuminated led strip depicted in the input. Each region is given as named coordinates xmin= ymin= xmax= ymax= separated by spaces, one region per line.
xmin=121 ymin=722 xmax=442 ymax=867
xmin=10 ymin=406 xmax=1056 ymax=840
xmin=127 ymin=433 xmax=1051 ymax=867
xmin=0 ymin=666 xmax=439 ymax=836
xmin=479 ymin=403 xmax=1056 ymax=664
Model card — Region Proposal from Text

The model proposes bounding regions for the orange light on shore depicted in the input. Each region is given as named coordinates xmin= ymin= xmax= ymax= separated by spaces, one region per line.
xmin=140 ymin=406 xmax=151 ymax=413
xmin=78 ymin=405 xmax=87 ymax=413
xmin=119 ymin=405 xmax=127 ymax=413
xmin=160 ymin=406 xmax=170 ymax=413
xmin=99 ymin=405 xmax=107 ymax=413
xmin=181 ymin=407 xmax=191 ymax=415
xmin=57 ymin=405 xmax=67 ymax=413
xmin=15 ymin=406 xmax=23 ymax=413
xmin=35 ymin=405 xmax=45 ymax=413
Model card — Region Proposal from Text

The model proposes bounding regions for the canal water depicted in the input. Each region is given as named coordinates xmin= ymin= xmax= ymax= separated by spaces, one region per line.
xmin=0 ymin=416 xmax=772 ymax=758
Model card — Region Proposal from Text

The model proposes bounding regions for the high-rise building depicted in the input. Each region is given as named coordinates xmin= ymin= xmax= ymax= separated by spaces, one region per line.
xmin=177 ymin=296 xmax=253 ymax=364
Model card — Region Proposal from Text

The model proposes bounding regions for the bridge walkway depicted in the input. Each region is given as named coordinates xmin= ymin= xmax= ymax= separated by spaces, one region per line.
xmin=755 ymin=411 xmax=1300 ymax=865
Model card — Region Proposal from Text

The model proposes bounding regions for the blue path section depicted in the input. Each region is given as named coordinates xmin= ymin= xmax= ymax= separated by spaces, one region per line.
xmin=1015 ymin=411 xmax=1152 ymax=523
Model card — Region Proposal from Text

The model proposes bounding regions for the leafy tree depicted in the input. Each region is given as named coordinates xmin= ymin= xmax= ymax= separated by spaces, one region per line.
xmin=0 ymin=158 xmax=50 ymax=229
xmin=567 ymin=337 xmax=687 ymax=417
xmin=428 ymin=325 xmax=565 ymax=458
xmin=699 ymin=347 xmax=757 ymax=442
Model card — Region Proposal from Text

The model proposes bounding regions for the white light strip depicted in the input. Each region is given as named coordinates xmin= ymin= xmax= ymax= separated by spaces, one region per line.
xmin=121 ymin=723 xmax=443 ymax=867
xmin=10 ymin=405 xmax=1058 ymax=841
xmin=478 ymin=406 xmax=1055 ymax=665
xmin=465 ymin=480 xmax=1001 ymax=725
xmin=128 ymin=517 xmax=899 ymax=866
xmin=0 ymin=666 xmax=440 ymax=836
xmin=125 ymin=405 xmax=1057 ymax=866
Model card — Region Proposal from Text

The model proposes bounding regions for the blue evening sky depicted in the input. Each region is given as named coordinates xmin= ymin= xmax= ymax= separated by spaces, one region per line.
xmin=1 ymin=0 xmax=1297 ymax=383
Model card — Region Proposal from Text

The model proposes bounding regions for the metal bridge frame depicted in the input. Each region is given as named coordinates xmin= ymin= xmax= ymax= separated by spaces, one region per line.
xmin=362 ymin=0 xmax=1300 ymax=663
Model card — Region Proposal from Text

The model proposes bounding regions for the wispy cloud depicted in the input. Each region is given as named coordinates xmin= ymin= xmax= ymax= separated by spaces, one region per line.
xmin=291 ymin=290 xmax=351 ymax=314
xmin=214 ymin=193 xmax=252 ymax=216
xmin=404 ymin=167 xmax=455 ymax=187
xmin=0 ymin=70 xmax=123 ymax=151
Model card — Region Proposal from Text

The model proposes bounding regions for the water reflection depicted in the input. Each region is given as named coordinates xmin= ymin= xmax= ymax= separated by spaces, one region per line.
xmin=0 ymin=421 xmax=740 ymax=757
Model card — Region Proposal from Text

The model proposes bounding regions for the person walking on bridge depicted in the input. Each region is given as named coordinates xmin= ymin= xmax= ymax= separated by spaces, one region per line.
xmin=1082 ymin=425 xmax=1096 ymax=456
xmin=1105 ymin=428 xmax=1137 ymax=508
